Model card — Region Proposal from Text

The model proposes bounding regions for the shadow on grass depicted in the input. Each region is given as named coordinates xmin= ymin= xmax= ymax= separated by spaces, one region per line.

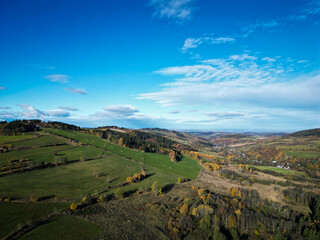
xmin=162 ymin=183 xmax=175 ymax=194
xmin=124 ymin=190 xmax=137 ymax=198
xmin=38 ymin=195 xmax=56 ymax=202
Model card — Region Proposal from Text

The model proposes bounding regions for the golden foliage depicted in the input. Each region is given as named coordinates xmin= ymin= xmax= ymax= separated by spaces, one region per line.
xmin=204 ymin=162 xmax=221 ymax=171
xmin=180 ymin=203 xmax=189 ymax=216
xmin=192 ymin=204 xmax=214 ymax=217
xmin=228 ymin=214 xmax=237 ymax=228
xmin=70 ymin=203 xmax=78 ymax=210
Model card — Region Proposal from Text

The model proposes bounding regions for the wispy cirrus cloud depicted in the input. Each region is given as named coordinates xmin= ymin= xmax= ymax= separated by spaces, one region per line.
xmin=0 ymin=86 xmax=7 ymax=90
xmin=288 ymin=0 xmax=320 ymax=20
xmin=138 ymin=54 xmax=320 ymax=111
xmin=58 ymin=106 xmax=78 ymax=111
xmin=65 ymin=88 xmax=87 ymax=95
xmin=181 ymin=36 xmax=236 ymax=52
xmin=0 ymin=106 xmax=11 ymax=109
xmin=150 ymin=0 xmax=195 ymax=23
xmin=168 ymin=110 xmax=180 ymax=114
xmin=241 ymin=20 xmax=280 ymax=37
xmin=45 ymin=74 xmax=69 ymax=83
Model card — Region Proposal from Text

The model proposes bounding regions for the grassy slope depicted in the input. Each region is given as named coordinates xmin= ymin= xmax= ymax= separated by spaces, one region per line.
xmin=12 ymin=134 xmax=66 ymax=148
xmin=0 ymin=202 xmax=68 ymax=239
xmin=0 ymin=156 xmax=141 ymax=200
xmin=0 ymin=134 xmax=35 ymax=145
xmin=46 ymin=128 xmax=201 ymax=180
xmin=29 ymin=145 xmax=109 ymax=163
xmin=20 ymin=216 xmax=102 ymax=240
xmin=0 ymin=145 xmax=74 ymax=164
xmin=0 ymin=128 xmax=201 ymax=239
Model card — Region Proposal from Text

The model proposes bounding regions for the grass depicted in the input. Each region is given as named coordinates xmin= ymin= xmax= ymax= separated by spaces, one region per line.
xmin=248 ymin=165 xmax=308 ymax=176
xmin=0 ymin=153 xmax=192 ymax=201
xmin=46 ymin=128 xmax=201 ymax=180
xmin=0 ymin=145 xmax=74 ymax=164
xmin=0 ymin=201 xmax=68 ymax=239
xmin=20 ymin=215 xmax=102 ymax=240
xmin=251 ymin=165 xmax=292 ymax=174
xmin=29 ymin=145 xmax=109 ymax=163
xmin=12 ymin=134 xmax=66 ymax=148
xmin=0 ymin=134 xmax=35 ymax=145
xmin=287 ymin=150 xmax=320 ymax=158
xmin=0 ymin=156 xmax=142 ymax=200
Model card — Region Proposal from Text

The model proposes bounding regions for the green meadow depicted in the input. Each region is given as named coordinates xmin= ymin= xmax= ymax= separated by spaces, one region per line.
xmin=0 ymin=134 xmax=35 ymax=145
xmin=20 ymin=216 xmax=102 ymax=240
xmin=0 ymin=202 xmax=68 ymax=239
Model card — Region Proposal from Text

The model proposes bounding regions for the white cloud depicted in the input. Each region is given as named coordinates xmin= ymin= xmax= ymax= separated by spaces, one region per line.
xmin=0 ymin=106 xmax=11 ymax=109
xmin=182 ymin=36 xmax=235 ymax=52
xmin=242 ymin=20 xmax=280 ymax=37
xmin=65 ymin=88 xmax=87 ymax=95
xmin=4 ymin=104 xmax=72 ymax=119
xmin=168 ymin=110 xmax=180 ymax=114
xmin=262 ymin=57 xmax=276 ymax=63
xmin=0 ymin=111 xmax=16 ymax=119
xmin=17 ymin=104 xmax=42 ymax=118
xmin=138 ymin=54 xmax=320 ymax=111
xmin=0 ymin=86 xmax=7 ymax=90
xmin=58 ymin=106 xmax=78 ymax=111
xmin=45 ymin=109 xmax=70 ymax=117
xmin=302 ymin=0 xmax=320 ymax=16
xmin=150 ymin=0 xmax=194 ymax=22
xmin=45 ymin=74 xmax=69 ymax=83
xmin=103 ymin=105 xmax=139 ymax=118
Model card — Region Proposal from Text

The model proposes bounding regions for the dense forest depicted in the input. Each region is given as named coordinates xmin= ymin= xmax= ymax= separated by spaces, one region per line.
xmin=288 ymin=128 xmax=320 ymax=137
xmin=0 ymin=120 xmax=80 ymax=135
xmin=88 ymin=128 xmax=195 ymax=156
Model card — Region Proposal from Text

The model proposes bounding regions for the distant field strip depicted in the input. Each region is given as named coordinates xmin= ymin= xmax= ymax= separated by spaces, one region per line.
xmin=0 ymin=134 xmax=35 ymax=145
xmin=12 ymin=134 xmax=67 ymax=148
xmin=0 ymin=145 xmax=74 ymax=164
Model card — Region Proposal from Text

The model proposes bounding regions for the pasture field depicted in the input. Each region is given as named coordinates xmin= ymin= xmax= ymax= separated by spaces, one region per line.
xmin=12 ymin=134 xmax=67 ymax=148
xmin=0 ymin=128 xmax=202 ymax=239
xmin=0 ymin=155 xmax=142 ymax=200
xmin=0 ymin=201 xmax=68 ymax=239
xmin=46 ymin=128 xmax=201 ymax=180
xmin=29 ymin=145 xmax=109 ymax=163
xmin=249 ymin=165 xmax=306 ymax=176
xmin=20 ymin=216 xmax=102 ymax=240
xmin=0 ymin=134 xmax=35 ymax=145
xmin=0 ymin=145 xmax=74 ymax=164
xmin=286 ymin=150 xmax=320 ymax=158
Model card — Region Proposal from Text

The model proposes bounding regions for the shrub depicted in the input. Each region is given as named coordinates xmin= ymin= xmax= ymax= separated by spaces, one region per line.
xmin=30 ymin=196 xmax=38 ymax=202
xmin=97 ymin=196 xmax=103 ymax=202
xmin=180 ymin=203 xmax=189 ymax=216
xmin=151 ymin=181 xmax=162 ymax=195
xmin=70 ymin=203 xmax=77 ymax=210
xmin=115 ymin=188 xmax=124 ymax=199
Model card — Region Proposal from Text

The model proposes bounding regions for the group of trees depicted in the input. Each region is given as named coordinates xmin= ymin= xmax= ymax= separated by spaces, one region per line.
xmin=126 ymin=170 xmax=147 ymax=184
xmin=0 ymin=120 xmax=40 ymax=135
xmin=152 ymin=185 xmax=320 ymax=239
xmin=0 ymin=120 xmax=81 ymax=135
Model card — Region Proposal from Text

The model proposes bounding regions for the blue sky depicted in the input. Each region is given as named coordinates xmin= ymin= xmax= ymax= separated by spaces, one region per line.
xmin=0 ymin=0 xmax=319 ymax=131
